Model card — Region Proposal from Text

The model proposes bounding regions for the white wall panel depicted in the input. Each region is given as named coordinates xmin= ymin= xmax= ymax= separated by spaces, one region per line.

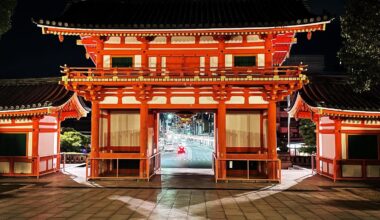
xmin=226 ymin=112 xmax=261 ymax=147
xmin=38 ymin=133 xmax=57 ymax=156
xmin=110 ymin=111 xmax=140 ymax=146
xmin=320 ymin=134 xmax=335 ymax=159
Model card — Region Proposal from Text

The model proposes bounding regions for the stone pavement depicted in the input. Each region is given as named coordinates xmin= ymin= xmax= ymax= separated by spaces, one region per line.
xmin=0 ymin=170 xmax=379 ymax=220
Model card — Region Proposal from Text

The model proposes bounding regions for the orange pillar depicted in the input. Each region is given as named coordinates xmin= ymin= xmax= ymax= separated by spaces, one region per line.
xmin=32 ymin=117 xmax=40 ymax=176
xmin=264 ymin=34 xmax=273 ymax=67
xmin=315 ymin=116 xmax=320 ymax=174
xmin=140 ymin=102 xmax=148 ymax=178
xmin=218 ymin=39 xmax=225 ymax=70
xmin=56 ymin=114 xmax=61 ymax=171
xmin=267 ymin=101 xmax=277 ymax=179
xmin=91 ymin=101 xmax=100 ymax=177
xmin=95 ymin=39 xmax=104 ymax=68
xmin=217 ymin=101 xmax=227 ymax=179
xmin=334 ymin=119 xmax=342 ymax=180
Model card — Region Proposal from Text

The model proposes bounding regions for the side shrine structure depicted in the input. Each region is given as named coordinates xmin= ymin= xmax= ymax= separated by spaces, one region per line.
xmin=0 ymin=78 xmax=88 ymax=177
xmin=289 ymin=76 xmax=380 ymax=181
xmin=35 ymin=0 xmax=331 ymax=182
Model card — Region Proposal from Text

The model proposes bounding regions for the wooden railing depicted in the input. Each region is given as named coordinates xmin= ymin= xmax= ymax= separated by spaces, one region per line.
xmin=61 ymin=65 xmax=305 ymax=80
xmin=0 ymin=156 xmax=36 ymax=176
xmin=86 ymin=152 xmax=161 ymax=181
xmin=0 ymin=155 xmax=60 ymax=177
xmin=213 ymin=153 xmax=281 ymax=183
xmin=338 ymin=159 xmax=380 ymax=179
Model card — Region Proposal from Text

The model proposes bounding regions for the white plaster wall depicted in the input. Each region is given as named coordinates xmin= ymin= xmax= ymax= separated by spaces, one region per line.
xmin=103 ymin=55 xmax=111 ymax=68
xmin=226 ymin=96 xmax=245 ymax=104
xmin=263 ymin=118 xmax=268 ymax=148
xmin=15 ymin=118 xmax=32 ymax=123
xmin=249 ymin=96 xmax=268 ymax=104
xmin=14 ymin=162 xmax=32 ymax=174
xmin=200 ymin=36 xmax=218 ymax=44
xmin=171 ymin=36 xmax=195 ymax=44
xmin=150 ymin=37 xmax=166 ymax=44
xmin=199 ymin=97 xmax=218 ymax=104
xmin=225 ymin=54 xmax=233 ymax=68
xmin=0 ymin=162 xmax=10 ymax=173
xmin=40 ymin=116 xmax=57 ymax=123
xmin=367 ymin=165 xmax=380 ymax=177
xmin=39 ymin=161 xmax=46 ymax=172
xmin=122 ymin=97 xmax=140 ymax=104
xmin=28 ymin=132 xmax=32 ymax=157
xmin=226 ymin=36 xmax=243 ymax=43
xmin=101 ymin=96 xmax=118 ymax=104
xmin=247 ymin=35 xmax=263 ymax=42
xmin=341 ymin=133 xmax=347 ymax=159
xmin=210 ymin=56 xmax=218 ymax=70
xmin=105 ymin=37 xmax=121 ymax=44
xmin=320 ymin=116 xmax=334 ymax=124
xmin=0 ymin=119 xmax=11 ymax=124
xmin=38 ymin=133 xmax=57 ymax=157
xmin=149 ymin=57 xmax=157 ymax=70
xmin=342 ymin=165 xmax=362 ymax=177
xmin=161 ymin=57 xmax=167 ymax=73
xmin=319 ymin=134 xmax=335 ymax=159
xmin=171 ymin=97 xmax=195 ymax=104
xmin=134 ymin=55 xmax=142 ymax=68
xmin=100 ymin=117 xmax=108 ymax=148
xmin=257 ymin=54 xmax=265 ymax=67
xmin=125 ymin=37 xmax=141 ymax=44
xmin=148 ymin=96 xmax=167 ymax=104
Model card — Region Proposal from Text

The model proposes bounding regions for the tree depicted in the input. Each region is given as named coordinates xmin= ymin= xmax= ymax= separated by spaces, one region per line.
xmin=298 ymin=119 xmax=316 ymax=155
xmin=338 ymin=0 xmax=380 ymax=92
xmin=0 ymin=0 xmax=17 ymax=38
xmin=60 ymin=128 xmax=90 ymax=153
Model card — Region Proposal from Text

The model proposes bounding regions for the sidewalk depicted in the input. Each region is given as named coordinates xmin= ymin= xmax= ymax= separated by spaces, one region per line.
xmin=0 ymin=168 xmax=379 ymax=219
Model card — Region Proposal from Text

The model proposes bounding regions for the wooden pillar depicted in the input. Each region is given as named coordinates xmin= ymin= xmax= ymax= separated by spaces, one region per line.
xmin=217 ymin=101 xmax=227 ymax=179
xmin=95 ymin=39 xmax=104 ymax=68
xmin=334 ymin=119 xmax=342 ymax=180
xmin=56 ymin=114 xmax=61 ymax=171
xmin=264 ymin=34 xmax=273 ymax=67
xmin=218 ymin=39 xmax=225 ymax=70
xmin=140 ymin=101 xmax=148 ymax=178
xmin=267 ymin=101 xmax=277 ymax=179
xmin=32 ymin=117 xmax=40 ymax=176
xmin=91 ymin=101 xmax=100 ymax=177
xmin=315 ymin=116 xmax=320 ymax=173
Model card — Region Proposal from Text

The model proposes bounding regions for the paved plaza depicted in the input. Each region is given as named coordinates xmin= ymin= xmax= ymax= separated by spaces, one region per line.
xmin=0 ymin=169 xmax=379 ymax=220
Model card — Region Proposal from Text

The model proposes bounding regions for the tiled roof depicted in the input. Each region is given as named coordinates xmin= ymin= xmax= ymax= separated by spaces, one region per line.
xmin=298 ymin=75 xmax=380 ymax=112
xmin=36 ymin=0 xmax=329 ymax=29
xmin=0 ymin=78 xmax=74 ymax=111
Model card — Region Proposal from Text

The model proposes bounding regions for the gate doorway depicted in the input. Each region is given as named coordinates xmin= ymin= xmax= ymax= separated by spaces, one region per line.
xmin=158 ymin=112 xmax=215 ymax=175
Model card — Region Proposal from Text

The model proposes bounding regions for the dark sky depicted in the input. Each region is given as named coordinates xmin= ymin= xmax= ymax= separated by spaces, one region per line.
xmin=0 ymin=0 xmax=346 ymax=79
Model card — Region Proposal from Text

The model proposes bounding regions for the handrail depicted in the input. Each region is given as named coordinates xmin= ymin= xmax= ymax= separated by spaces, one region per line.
xmin=61 ymin=65 xmax=306 ymax=79
xmin=213 ymin=153 xmax=281 ymax=183
xmin=85 ymin=152 xmax=161 ymax=181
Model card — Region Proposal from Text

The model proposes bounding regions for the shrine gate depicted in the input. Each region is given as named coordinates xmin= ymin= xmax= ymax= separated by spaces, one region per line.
xmin=35 ymin=0 xmax=330 ymax=182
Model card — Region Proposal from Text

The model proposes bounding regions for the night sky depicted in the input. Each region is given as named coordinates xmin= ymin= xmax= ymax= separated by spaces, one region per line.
xmin=0 ymin=0 xmax=346 ymax=79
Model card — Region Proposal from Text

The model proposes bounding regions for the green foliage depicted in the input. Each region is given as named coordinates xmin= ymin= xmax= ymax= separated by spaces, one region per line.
xmin=277 ymin=138 xmax=288 ymax=152
xmin=299 ymin=146 xmax=316 ymax=155
xmin=299 ymin=119 xmax=316 ymax=154
xmin=338 ymin=0 xmax=380 ymax=92
xmin=0 ymin=0 xmax=17 ymax=37
xmin=60 ymin=128 xmax=90 ymax=152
